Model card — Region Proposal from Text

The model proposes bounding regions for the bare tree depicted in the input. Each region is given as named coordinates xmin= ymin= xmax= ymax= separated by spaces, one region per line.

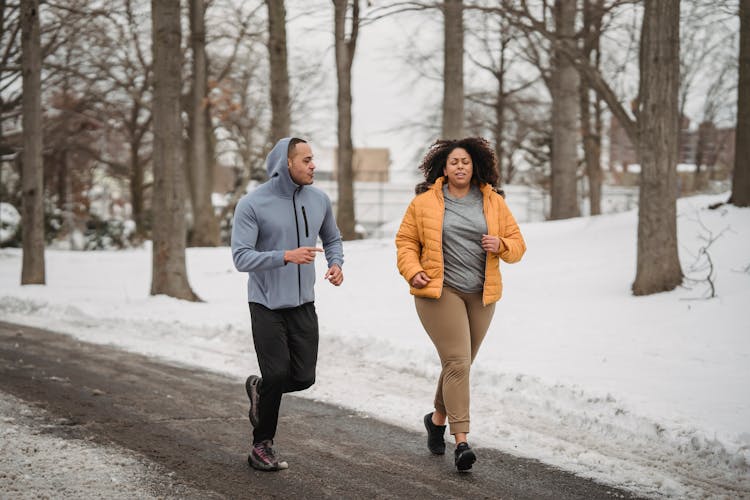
xmin=1 ymin=1 xmax=22 ymax=134
xmin=479 ymin=2 xmax=580 ymax=217
xmin=207 ymin=1 xmax=271 ymax=231
xmin=465 ymin=12 xmax=536 ymax=185
xmin=632 ymin=0 xmax=682 ymax=295
xmin=492 ymin=1 xmax=684 ymax=294
xmin=580 ymin=0 xmax=604 ymax=215
xmin=731 ymin=0 xmax=750 ymax=206
xmin=442 ymin=0 xmax=464 ymax=139
xmin=549 ymin=0 xmax=580 ymax=220
xmin=62 ymin=0 xmax=154 ymax=241
xmin=694 ymin=55 xmax=735 ymax=189
xmin=150 ymin=0 xmax=199 ymax=300
xmin=333 ymin=0 xmax=359 ymax=240
xmin=20 ymin=0 xmax=45 ymax=284
xmin=678 ymin=1 xmax=736 ymax=122
xmin=187 ymin=0 xmax=220 ymax=246
xmin=265 ymin=0 xmax=290 ymax=140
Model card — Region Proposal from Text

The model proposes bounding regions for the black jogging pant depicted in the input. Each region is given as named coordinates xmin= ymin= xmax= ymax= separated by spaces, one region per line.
xmin=248 ymin=301 xmax=319 ymax=444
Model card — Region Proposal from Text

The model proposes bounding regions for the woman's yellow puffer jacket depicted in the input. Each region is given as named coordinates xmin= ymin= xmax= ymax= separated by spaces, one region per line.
xmin=395 ymin=177 xmax=526 ymax=305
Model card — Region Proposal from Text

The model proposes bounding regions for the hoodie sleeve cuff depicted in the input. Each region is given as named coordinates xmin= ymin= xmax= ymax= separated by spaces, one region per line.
xmin=327 ymin=258 xmax=343 ymax=269
xmin=274 ymin=250 xmax=287 ymax=266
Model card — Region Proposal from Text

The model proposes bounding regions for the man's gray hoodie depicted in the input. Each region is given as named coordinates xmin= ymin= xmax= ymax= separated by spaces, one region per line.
xmin=231 ymin=138 xmax=344 ymax=309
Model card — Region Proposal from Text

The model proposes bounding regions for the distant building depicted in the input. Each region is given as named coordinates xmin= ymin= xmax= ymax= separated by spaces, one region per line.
xmin=212 ymin=146 xmax=392 ymax=193
xmin=608 ymin=116 xmax=735 ymax=192
xmin=334 ymin=147 xmax=391 ymax=183
xmin=609 ymin=115 xmax=735 ymax=170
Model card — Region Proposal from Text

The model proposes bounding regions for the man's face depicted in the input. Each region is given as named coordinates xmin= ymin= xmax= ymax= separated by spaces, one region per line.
xmin=288 ymin=142 xmax=315 ymax=185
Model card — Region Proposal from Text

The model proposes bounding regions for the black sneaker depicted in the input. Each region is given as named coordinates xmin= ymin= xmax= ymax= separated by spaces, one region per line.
xmin=454 ymin=442 xmax=476 ymax=472
xmin=423 ymin=412 xmax=446 ymax=455
xmin=248 ymin=440 xmax=288 ymax=471
xmin=245 ymin=375 xmax=261 ymax=428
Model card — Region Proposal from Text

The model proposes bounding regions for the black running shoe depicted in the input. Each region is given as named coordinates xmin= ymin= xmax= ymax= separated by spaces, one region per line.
xmin=423 ymin=412 xmax=446 ymax=455
xmin=454 ymin=442 xmax=476 ymax=472
xmin=245 ymin=375 xmax=261 ymax=428
xmin=248 ymin=440 xmax=288 ymax=471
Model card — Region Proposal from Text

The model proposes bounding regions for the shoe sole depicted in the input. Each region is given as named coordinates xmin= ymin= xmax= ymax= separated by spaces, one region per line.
xmin=247 ymin=454 xmax=288 ymax=471
xmin=456 ymin=448 xmax=476 ymax=472
xmin=245 ymin=376 xmax=260 ymax=428
xmin=423 ymin=413 xmax=445 ymax=455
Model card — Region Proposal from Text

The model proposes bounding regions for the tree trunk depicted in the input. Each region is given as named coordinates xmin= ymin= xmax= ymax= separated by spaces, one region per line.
xmin=266 ymin=0 xmax=290 ymax=140
xmin=580 ymin=0 xmax=603 ymax=215
xmin=130 ymin=136 xmax=145 ymax=239
xmin=550 ymin=0 xmax=580 ymax=220
xmin=151 ymin=0 xmax=199 ymax=301
xmin=442 ymin=0 xmax=464 ymax=139
xmin=730 ymin=0 xmax=750 ymax=206
xmin=333 ymin=0 xmax=359 ymax=240
xmin=494 ymin=83 xmax=504 ymax=185
xmin=20 ymin=0 xmax=44 ymax=285
xmin=494 ymin=36 xmax=506 ymax=186
xmin=632 ymin=0 xmax=683 ymax=296
xmin=187 ymin=0 xmax=219 ymax=247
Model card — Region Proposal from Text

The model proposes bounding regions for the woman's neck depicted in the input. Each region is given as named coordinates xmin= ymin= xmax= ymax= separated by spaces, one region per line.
xmin=446 ymin=182 xmax=471 ymax=198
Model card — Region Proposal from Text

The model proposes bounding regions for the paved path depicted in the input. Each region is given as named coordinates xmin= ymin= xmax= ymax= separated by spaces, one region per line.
xmin=0 ymin=321 xmax=640 ymax=499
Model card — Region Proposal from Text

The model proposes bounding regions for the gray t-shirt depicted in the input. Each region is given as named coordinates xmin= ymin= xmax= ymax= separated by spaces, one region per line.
xmin=442 ymin=184 xmax=487 ymax=293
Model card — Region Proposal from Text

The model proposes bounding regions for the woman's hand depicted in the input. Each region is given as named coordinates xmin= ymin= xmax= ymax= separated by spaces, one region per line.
xmin=410 ymin=271 xmax=431 ymax=289
xmin=481 ymin=234 xmax=503 ymax=253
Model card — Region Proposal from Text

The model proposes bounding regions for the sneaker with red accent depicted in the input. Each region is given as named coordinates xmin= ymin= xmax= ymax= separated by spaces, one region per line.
xmin=248 ymin=440 xmax=288 ymax=471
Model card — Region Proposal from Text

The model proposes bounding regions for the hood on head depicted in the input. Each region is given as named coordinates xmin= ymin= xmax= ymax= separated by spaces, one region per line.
xmin=266 ymin=137 xmax=292 ymax=177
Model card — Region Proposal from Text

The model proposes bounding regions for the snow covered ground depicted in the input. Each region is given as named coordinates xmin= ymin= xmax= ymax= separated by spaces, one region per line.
xmin=1 ymin=193 xmax=748 ymax=498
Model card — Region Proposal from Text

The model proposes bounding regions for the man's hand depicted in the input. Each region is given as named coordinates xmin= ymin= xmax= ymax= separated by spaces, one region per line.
xmin=323 ymin=264 xmax=344 ymax=286
xmin=284 ymin=246 xmax=323 ymax=265
xmin=410 ymin=271 xmax=431 ymax=289
xmin=324 ymin=264 xmax=343 ymax=286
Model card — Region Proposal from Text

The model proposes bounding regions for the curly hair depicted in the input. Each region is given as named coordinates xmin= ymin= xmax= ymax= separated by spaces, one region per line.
xmin=414 ymin=137 xmax=501 ymax=195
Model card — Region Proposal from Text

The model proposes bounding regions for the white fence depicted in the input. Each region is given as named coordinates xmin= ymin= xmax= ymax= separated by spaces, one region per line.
xmin=313 ymin=180 xmax=640 ymax=239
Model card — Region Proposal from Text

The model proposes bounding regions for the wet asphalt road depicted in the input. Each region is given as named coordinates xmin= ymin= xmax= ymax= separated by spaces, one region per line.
xmin=0 ymin=321 xmax=642 ymax=499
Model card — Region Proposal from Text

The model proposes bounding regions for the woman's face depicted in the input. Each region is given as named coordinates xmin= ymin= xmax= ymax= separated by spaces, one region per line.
xmin=443 ymin=147 xmax=473 ymax=189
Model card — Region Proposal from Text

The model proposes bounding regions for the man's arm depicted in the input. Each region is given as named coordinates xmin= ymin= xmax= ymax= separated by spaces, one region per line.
xmin=319 ymin=197 xmax=344 ymax=269
xmin=231 ymin=197 xmax=286 ymax=272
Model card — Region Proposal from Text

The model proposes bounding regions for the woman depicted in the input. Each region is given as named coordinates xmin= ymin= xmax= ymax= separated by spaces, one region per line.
xmin=395 ymin=137 xmax=526 ymax=472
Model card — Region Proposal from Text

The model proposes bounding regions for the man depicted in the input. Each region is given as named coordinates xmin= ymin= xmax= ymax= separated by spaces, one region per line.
xmin=231 ymin=137 xmax=344 ymax=471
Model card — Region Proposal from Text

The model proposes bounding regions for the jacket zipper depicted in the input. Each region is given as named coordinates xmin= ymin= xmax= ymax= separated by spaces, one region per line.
xmin=292 ymin=188 xmax=302 ymax=304
xmin=301 ymin=206 xmax=309 ymax=237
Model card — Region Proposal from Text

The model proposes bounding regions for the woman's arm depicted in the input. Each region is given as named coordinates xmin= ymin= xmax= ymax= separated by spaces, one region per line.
xmin=497 ymin=198 xmax=526 ymax=264
xmin=395 ymin=201 xmax=426 ymax=283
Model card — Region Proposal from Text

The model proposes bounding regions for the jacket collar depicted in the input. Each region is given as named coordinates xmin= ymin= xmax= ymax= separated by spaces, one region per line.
xmin=431 ymin=176 xmax=492 ymax=198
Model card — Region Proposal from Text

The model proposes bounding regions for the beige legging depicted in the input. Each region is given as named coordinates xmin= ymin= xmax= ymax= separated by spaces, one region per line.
xmin=415 ymin=286 xmax=495 ymax=435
